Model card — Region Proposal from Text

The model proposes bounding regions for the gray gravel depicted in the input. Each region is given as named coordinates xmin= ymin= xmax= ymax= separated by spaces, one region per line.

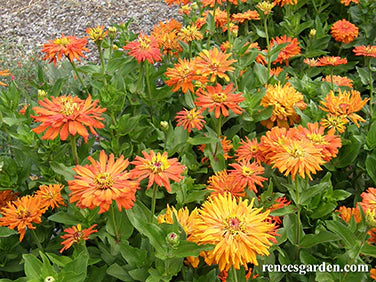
xmin=0 ymin=0 xmax=179 ymax=60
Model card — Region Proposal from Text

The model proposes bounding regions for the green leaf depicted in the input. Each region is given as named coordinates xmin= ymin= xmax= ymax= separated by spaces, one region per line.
xmin=23 ymin=254 xmax=43 ymax=280
xmin=45 ymin=253 xmax=72 ymax=267
xmin=310 ymin=202 xmax=337 ymax=219
xmin=356 ymin=66 xmax=370 ymax=85
xmin=300 ymin=230 xmax=340 ymax=248
xmin=106 ymin=263 xmax=133 ymax=281
xmin=360 ymin=243 xmax=376 ymax=257
xmin=50 ymin=161 xmax=75 ymax=181
xmin=119 ymin=241 xmax=148 ymax=267
xmin=171 ymin=241 xmax=214 ymax=258
xmin=187 ymin=136 xmax=219 ymax=146
xmin=254 ymin=63 xmax=269 ymax=85
xmin=366 ymin=122 xmax=376 ymax=149
xmin=366 ymin=153 xmax=376 ymax=185
xmin=106 ymin=210 xmax=134 ymax=241
xmin=333 ymin=136 xmax=361 ymax=168
xmin=0 ymin=226 xmax=17 ymax=238
xmin=48 ymin=211 xmax=82 ymax=225
xmin=300 ymin=172 xmax=332 ymax=205
xmin=59 ymin=250 xmax=89 ymax=282
xmin=325 ymin=220 xmax=357 ymax=249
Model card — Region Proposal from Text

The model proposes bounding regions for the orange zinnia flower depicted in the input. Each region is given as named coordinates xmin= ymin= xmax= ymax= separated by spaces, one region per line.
xmin=190 ymin=193 xmax=275 ymax=272
xmin=296 ymin=122 xmax=342 ymax=162
xmin=0 ymin=190 xmax=18 ymax=208
xmin=340 ymin=0 xmax=359 ymax=5
xmin=259 ymin=126 xmax=290 ymax=165
xmin=60 ymin=224 xmax=98 ymax=253
xmin=330 ymin=19 xmax=358 ymax=44
xmin=322 ymin=75 xmax=353 ymax=88
xmin=270 ymin=35 xmax=301 ymax=66
xmin=228 ymin=161 xmax=267 ymax=193
xmin=266 ymin=197 xmax=291 ymax=226
xmin=319 ymin=89 xmax=369 ymax=127
xmin=178 ymin=25 xmax=203 ymax=43
xmin=68 ymin=150 xmax=139 ymax=214
xmin=304 ymin=58 xmax=319 ymax=67
xmin=207 ymin=170 xmax=246 ymax=197
xmin=31 ymin=95 xmax=106 ymax=143
xmin=165 ymin=0 xmax=191 ymax=6
xmin=273 ymin=0 xmax=298 ymax=6
xmin=369 ymin=228 xmax=376 ymax=245
xmin=0 ymin=195 xmax=46 ymax=241
xmin=129 ymin=150 xmax=185 ymax=192
xmin=360 ymin=188 xmax=376 ymax=213
xmin=353 ymin=45 xmax=376 ymax=58
xmin=0 ymin=69 xmax=12 ymax=87
xmin=371 ymin=268 xmax=376 ymax=280
xmin=165 ymin=58 xmax=207 ymax=94
xmin=41 ymin=34 xmax=89 ymax=65
xmin=236 ymin=137 xmax=265 ymax=164
xmin=152 ymin=19 xmax=182 ymax=57
xmin=268 ymin=136 xmax=325 ymax=180
xmin=123 ymin=33 xmax=162 ymax=64
xmin=231 ymin=10 xmax=260 ymax=23
xmin=35 ymin=184 xmax=66 ymax=209
xmin=175 ymin=108 xmax=206 ymax=132
xmin=336 ymin=205 xmax=362 ymax=224
xmin=316 ymin=56 xmax=348 ymax=67
xmin=201 ymin=0 xmax=226 ymax=7
xmin=260 ymin=82 xmax=307 ymax=129
xmin=195 ymin=47 xmax=237 ymax=82
xmin=195 ymin=83 xmax=244 ymax=118
xmin=320 ymin=114 xmax=349 ymax=134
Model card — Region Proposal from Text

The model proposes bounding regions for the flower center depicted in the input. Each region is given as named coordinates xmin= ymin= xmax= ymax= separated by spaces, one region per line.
xmin=242 ymin=166 xmax=255 ymax=176
xmin=286 ymin=143 xmax=305 ymax=158
xmin=94 ymin=172 xmax=114 ymax=190
xmin=224 ymin=216 xmax=244 ymax=236
xmin=147 ymin=154 xmax=171 ymax=174
xmin=249 ymin=145 xmax=258 ymax=153
xmin=17 ymin=207 xmax=30 ymax=219
xmin=308 ymin=133 xmax=326 ymax=144
xmin=54 ymin=37 xmax=70 ymax=46
xmin=139 ymin=36 xmax=151 ymax=50
xmin=212 ymin=92 xmax=227 ymax=103
xmin=60 ymin=97 xmax=79 ymax=116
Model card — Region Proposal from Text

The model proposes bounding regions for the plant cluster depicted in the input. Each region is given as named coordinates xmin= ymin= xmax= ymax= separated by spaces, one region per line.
xmin=0 ymin=0 xmax=376 ymax=281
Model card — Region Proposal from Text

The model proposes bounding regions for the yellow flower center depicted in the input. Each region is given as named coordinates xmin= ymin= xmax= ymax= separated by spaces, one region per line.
xmin=147 ymin=154 xmax=170 ymax=173
xmin=212 ymin=92 xmax=227 ymax=103
xmin=242 ymin=166 xmax=255 ymax=176
xmin=16 ymin=207 xmax=30 ymax=219
xmin=54 ymin=37 xmax=70 ymax=46
xmin=308 ymin=133 xmax=326 ymax=144
xmin=60 ymin=97 xmax=80 ymax=116
xmin=286 ymin=143 xmax=305 ymax=158
xmin=139 ymin=36 xmax=151 ymax=50
xmin=249 ymin=145 xmax=258 ymax=153
xmin=94 ymin=172 xmax=114 ymax=190
xmin=224 ymin=216 xmax=245 ymax=236
xmin=256 ymin=1 xmax=275 ymax=14
xmin=73 ymin=224 xmax=83 ymax=241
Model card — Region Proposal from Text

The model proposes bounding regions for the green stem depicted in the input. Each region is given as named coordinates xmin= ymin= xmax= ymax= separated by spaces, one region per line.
xmin=31 ymin=229 xmax=44 ymax=252
xmin=69 ymin=60 xmax=89 ymax=96
xmin=207 ymin=2 xmax=218 ymax=49
xmin=97 ymin=42 xmax=106 ymax=75
xmin=110 ymin=204 xmax=120 ymax=242
xmin=264 ymin=16 xmax=271 ymax=79
xmin=369 ymin=58 xmax=374 ymax=118
xmin=295 ymin=177 xmax=301 ymax=258
xmin=311 ymin=0 xmax=318 ymax=13
xmin=145 ymin=62 xmax=154 ymax=121
xmin=330 ymin=67 xmax=334 ymax=92
xmin=70 ymin=135 xmax=79 ymax=165
xmin=137 ymin=62 xmax=144 ymax=93
xmin=150 ymin=184 xmax=158 ymax=222
xmin=217 ymin=115 xmax=222 ymax=137
xmin=232 ymin=267 xmax=238 ymax=282
xmin=226 ymin=0 xmax=231 ymax=44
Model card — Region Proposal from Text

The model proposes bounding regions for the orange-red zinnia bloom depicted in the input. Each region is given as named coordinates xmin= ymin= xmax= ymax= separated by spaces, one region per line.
xmin=336 ymin=205 xmax=362 ymax=224
xmin=0 ymin=195 xmax=46 ymax=241
xmin=235 ymin=137 xmax=265 ymax=164
xmin=68 ymin=150 xmax=139 ymax=213
xmin=322 ymin=75 xmax=353 ymax=88
xmin=60 ymin=224 xmax=98 ymax=253
xmin=228 ymin=161 xmax=267 ymax=193
xmin=371 ymin=268 xmax=376 ymax=280
xmin=190 ymin=193 xmax=275 ymax=272
xmin=316 ymin=56 xmax=348 ymax=67
xmin=0 ymin=190 xmax=18 ymax=208
xmin=123 ymin=33 xmax=162 ymax=64
xmin=0 ymin=69 xmax=12 ymax=86
xmin=273 ymin=0 xmax=298 ymax=6
xmin=41 ymin=35 xmax=89 ymax=65
xmin=175 ymin=108 xmax=206 ymax=132
xmin=31 ymin=95 xmax=106 ymax=143
xmin=319 ymin=89 xmax=369 ymax=127
xmin=330 ymin=19 xmax=359 ymax=44
xmin=340 ymin=0 xmax=359 ymax=5
xmin=35 ymin=184 xmax=66 ymax=209
xmin=207 ymin=170 xmax=246 ymax=197
xmin=353 ymin=45 xmax=376 ymax=58
xmin=270 ymin=35 xmax=301 ymax=65
xmin=360 ymin=187 xmax=376 ymax=213
xmin=129 ymin=150 xmax=185 ymax=192
xmin=195 ymin=83 xmax=244 ymax=118
xmin=195 ymin=47 xmax=237 ymax=82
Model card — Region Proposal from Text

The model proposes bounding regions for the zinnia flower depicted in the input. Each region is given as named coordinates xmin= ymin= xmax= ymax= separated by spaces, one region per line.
xmin=123 ymin=33 xmax=162 ymax=64
xmin=340 ymin=0 xmax=359 ymax=5
xmin=353 ymin=45 xmax=376 ymax=58
xmin=165 ymin=0 xmax=191 ymax=6
xmin=86 ymin=25 xmax=108 ymax=43
xmin=178 ymin=25 xmax=203 ymax=43
xmin=41 ymin=35 xmax=89 ymax=65
xmin=371 ymin=268 xmax=376 ymax=280
xmin=0 ymin=69 xmax=12 ymax=87
xmin=0 ymin=195 xmax=46 ymax=241
xmin=235 ymin=137 xmax=265 ymax=163
xmin=256 ymin=1 xmax=276 ymax=14
xmin=206 ymin=170 xmax=246 ymax=197
xmin=0 ymin=190 xmax=18 ymax=208
xmin=129 ymin=150 xmax=185 ymax=192
xmin=68 ymin=150 xmax=139 ymax=213
xmin=60 ymin=224 xmax=98 ymax=253
xmin=190 ymin=193 xmax=275 ymax=272
xmin=322 ymin=75 xmax=353 ymax=88
xmin=175 ymin=108 xmax=206 ymax=132
xmin=151 ymin=19 xmax=182 ymax=57
xmin=31 ymin=95 xmax=106 ymax=143
xmin=231 ymin=10 xmax=260 ymax=23
xmin=336 ymin=205 xmax=361 ymax=224
xmin=195 ymin=83 xmax=244 ymax=118
xmin=260 ymin=82 xmax=307 ymax=129
xmin=270 ymin=35 xmax=301 ymax=65
xmin=35 ymin=184 xmax=66 ymax=209
xmin=319 ymin=89 xmax=369 ymax=127
xmin=228 ymin=161 xmax=267 ymax=193
xmin=330 ymin=19 xmax=358 ymax=44
xmin=273 ymin=0 xmax=298 ymax=6
xmin=304 ymin=58 xmax=319 ymax=67
xmin=320 ymin=114 xmax=349 ymax=134
xmin=165 ymin=58 xmax=207 ymax=94
xmin=316 ymin=56 xmax=348 ymax=67
xmin=195 ymin=47 xmax=237 ymax=82
xmin=360 ymin=188 xmax=376 ymax=213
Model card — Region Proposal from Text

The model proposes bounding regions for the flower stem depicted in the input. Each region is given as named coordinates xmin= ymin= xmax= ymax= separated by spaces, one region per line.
xmin=264 ymin=16 xmax=271 ymax=79
xmin=97 ymin=42 xmax=106 ymax=76
xmin=295 ymin=177 xmax=301 ymax=258
xmin=368 ymin=58 xmax=374 ymax=118
xmin=150 ymin=184 xmax=158 ymax=222
xmin=70 ymin=135 xmax=79 ymax=165
xmin=137 ymin=62 xmax=144 ymax=94
xmin=110 ymin=204 xmax=120 ymax=242
xmin=69 ymin=60 xmax=89 ymax=96
xmin=232 ymin=267 xmax=238 ymax=282
xmin=144 ymin=62 xmax=154 ymax=121
xmin=330 ymin=66 xmax=334 ymax=92
xmin=226 ymin=0 xmax=231 ymax=44
xmin=31 ymin=229 xmax=44 ymax=252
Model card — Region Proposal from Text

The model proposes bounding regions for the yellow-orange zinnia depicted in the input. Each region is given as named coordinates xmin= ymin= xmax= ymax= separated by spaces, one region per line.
xmin=31 ymin=95 xmax=106 ymax=143
xmin=68 ymin=150 xmax=140 ymax=214
xmin=190 ymin=193 xmax=275 ymax=272
xmin=330 ymin=19 xmax=359 ymax=44
xmin=35 ymin=184 xmax=66 ymax=209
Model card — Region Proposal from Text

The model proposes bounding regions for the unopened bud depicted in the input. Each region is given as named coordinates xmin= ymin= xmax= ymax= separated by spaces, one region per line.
xmin=109 ymin=26 xmax=117 ymax=40
xmin=44 ymin=276 xmax=55 ymax=282
xmin=166 ymin=232 xmax=180 ymax=247
xmin=309 ymin=29 xmax=316 ymax=39
xmin=38 ymin=89 xmax=48 ymax=99
xmin=160 ymin=121 xmax=169 ymax=132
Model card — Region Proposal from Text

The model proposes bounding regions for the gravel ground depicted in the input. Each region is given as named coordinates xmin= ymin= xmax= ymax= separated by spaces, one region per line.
xmin=0 ymin=0 xmax=179 ymax=61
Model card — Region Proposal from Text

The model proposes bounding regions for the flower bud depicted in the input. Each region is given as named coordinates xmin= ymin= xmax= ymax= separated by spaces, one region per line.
xmin=166 ymin=232 xmax=180 ymax=247
xmin=38 ymin=89 xmax=48 ymax=99
xmin=109 ymin=26 xmax=117 ymax=40
xmin=309 ymin=29 xmax=316 ymax=39
xmin=44 ymin=276 xmax=56 ymax=282
xmin=160 ymin=121 xmax=169 ymax=132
